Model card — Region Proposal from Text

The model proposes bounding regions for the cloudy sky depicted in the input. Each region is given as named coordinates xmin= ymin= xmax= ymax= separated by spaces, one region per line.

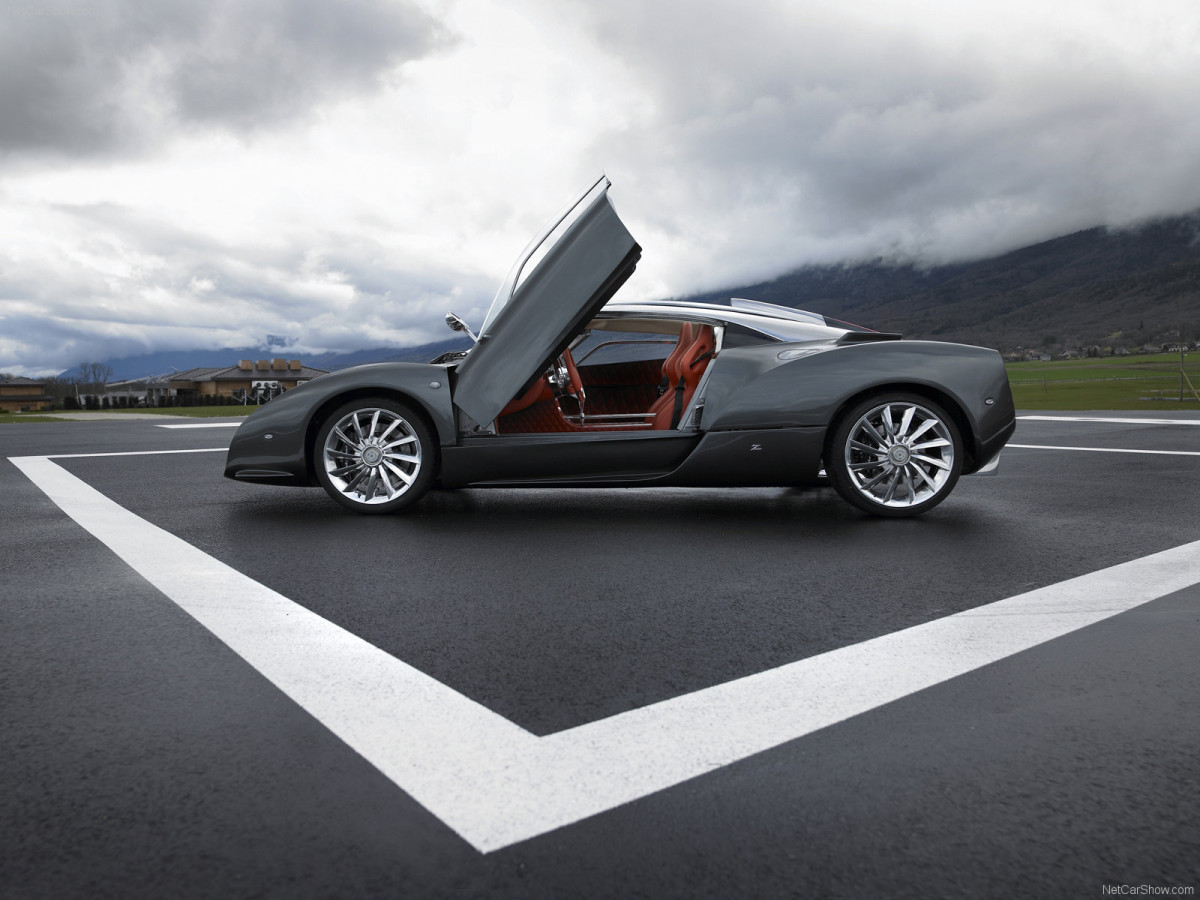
xmin=3 ymin=0 xmax=1199 ymax=376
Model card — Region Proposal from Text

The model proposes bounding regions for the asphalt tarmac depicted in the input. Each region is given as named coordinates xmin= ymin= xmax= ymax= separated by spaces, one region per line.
xmin=2 ymin=412 xmax=1198 ymax=898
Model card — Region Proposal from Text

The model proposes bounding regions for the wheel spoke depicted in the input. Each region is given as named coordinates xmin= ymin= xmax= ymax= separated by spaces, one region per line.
xmin=849 ymin=458 xmax=884 ymax=471
xmin=384 ymin=460 xmax=415 ymax=485
xmin=860 ymin=420 xmax=887 ymax=446
xmin=911 ymin=463 xmax=939 ymax=491
xmin=896 ymin=406 xmax=916 ymax=439
xmin=858 ymin=467 xmax=893 ymax=490
xmin=377 ymin=467 xmax=396 ymax=499
xmin=363 ymin=470 xmax=381 ymax=499
xmin=881 ymin=468 xmax=901 ymax=502
xmin=849 ymin=439 xmax=885 ymax=456
xmin=385 ymin=434 xmax=417 ymax=450
xmin=908 ymin=418 xmax=937 ymax=442
xmin=379 ymin=418 xmax=401 ymax=442
xmin=910 ymin=437 xmax=950 ymax=451
xmin=385 ymin=452 xmax=420 ymax=465
xmin=913 ymin=453 xmax=951 ymax=471
xmin=881 ymin=406 xmax=896 ymax=439
xmin=343 ymin=466 xmax=370 ymax=493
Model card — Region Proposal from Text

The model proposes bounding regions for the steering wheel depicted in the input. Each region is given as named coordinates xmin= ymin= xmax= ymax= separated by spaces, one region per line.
xmin=561 ymin=347 xmax=586 ymax=406
xmin=550 ymin=347 xmax=587 ymax=421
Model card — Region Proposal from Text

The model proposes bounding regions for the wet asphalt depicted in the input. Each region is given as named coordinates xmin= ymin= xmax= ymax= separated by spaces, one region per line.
xmin=2 ymin=413 xmax=1198 ymax=898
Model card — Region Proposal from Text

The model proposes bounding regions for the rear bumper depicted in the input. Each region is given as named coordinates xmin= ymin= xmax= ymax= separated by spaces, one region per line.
xmin=970 ymin=451 xmax=1001 ymax=476
xmin=967 ymin=415 xmax=1016 ymax=475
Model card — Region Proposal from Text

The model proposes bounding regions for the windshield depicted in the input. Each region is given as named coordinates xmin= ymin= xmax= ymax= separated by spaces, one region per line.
xmin=478 ymin=175 xmax=611 ymax=338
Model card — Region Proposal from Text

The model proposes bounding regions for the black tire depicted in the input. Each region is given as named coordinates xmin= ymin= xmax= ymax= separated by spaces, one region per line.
xmin=827 ymin=393 xmax=963 ymax=517
xmin=314 ymin=397 xmax=436 ymax=514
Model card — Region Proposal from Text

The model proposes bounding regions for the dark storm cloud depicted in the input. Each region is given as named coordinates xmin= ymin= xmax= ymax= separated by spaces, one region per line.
xmin=0 ymin=0 xmax=446 ymax=157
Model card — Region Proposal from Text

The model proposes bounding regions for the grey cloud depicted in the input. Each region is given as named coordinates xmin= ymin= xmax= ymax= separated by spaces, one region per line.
xmin=0 ymin=0 xmax=446 ymax=157
xmin=0 ymin=200 xmax=489 ymax=373
xmin=556 ymin=0 xmax=1200 ymax=273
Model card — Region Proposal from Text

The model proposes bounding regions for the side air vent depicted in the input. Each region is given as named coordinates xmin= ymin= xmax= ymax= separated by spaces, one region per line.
xmin=837 ymin=331 xmax=903 ymax=344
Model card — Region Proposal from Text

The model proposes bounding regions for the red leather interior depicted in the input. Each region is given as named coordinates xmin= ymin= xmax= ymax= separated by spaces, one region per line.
xmin=499 ymin=377 xmax=553 ymax=417
xmin=496 ymin=399 xmax=636 ymax=433
xmin=645 ymin=323 xmax=694 ymax=424
xmin=652 ymin=324 xmax=715 ymax=430
xmin=659 ymin=323 xmax=694 ymax=386
xmin=583 ymin=360 xmax=660 ymax=414
xmin=493 ymin=322 xmax=716 ymax=434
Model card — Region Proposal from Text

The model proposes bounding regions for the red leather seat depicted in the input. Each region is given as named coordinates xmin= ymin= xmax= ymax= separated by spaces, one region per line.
xmin=652 ymin=324 xmax=715 ymax=430
xmin=499 ymin=376 xmax=553 ymax=417
xmin=646 ymin=323 xmax=694 ymax=424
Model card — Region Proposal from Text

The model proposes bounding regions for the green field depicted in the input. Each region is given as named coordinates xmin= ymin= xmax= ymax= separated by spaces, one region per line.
xmin=1006 ymin=352 xmax=1200 ymax=410
xmin=0 ymin=414 xmax=65 ymax=424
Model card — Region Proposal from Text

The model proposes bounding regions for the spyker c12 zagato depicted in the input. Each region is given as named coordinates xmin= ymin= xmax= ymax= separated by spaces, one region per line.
xmin=225 ymin=176 xmax=1015 ymax=517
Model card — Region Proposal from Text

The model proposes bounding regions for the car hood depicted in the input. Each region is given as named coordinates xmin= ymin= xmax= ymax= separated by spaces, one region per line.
xmin=452 ymin=177 xmax=641 ymax=426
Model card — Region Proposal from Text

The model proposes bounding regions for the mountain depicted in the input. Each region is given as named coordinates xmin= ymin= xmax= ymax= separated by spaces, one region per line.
xmin=685 ymin=212 xmax=1200 ymax=351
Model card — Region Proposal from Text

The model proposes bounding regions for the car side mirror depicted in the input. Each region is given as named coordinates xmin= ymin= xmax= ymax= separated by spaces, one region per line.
xmin=444 ymin=312 xmax=479 ymax=343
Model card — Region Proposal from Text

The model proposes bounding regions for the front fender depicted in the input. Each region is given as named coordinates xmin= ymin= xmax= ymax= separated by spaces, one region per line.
xmin=224 ymin=362 xmax=456 ymax=485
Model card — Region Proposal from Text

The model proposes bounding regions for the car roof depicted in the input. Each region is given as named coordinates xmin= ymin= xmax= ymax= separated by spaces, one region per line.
xmin=601 ymin=298 xmax=852 ymax=343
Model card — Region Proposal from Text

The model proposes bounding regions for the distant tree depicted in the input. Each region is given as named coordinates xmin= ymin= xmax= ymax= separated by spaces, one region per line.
xmin=76 ymin=361 xmax=114 ymax=396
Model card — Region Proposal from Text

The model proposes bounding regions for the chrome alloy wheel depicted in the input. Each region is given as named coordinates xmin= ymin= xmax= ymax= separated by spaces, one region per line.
xmin=843 ymin=401 xmax=956 ymax=510
xmin=321 ymin=406 xmax=423 ymax=506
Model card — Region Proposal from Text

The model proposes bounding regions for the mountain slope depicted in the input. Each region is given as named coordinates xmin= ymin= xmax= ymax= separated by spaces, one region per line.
xmin=65 ymin=337 xmax=472 ymax=381
xmin=687 ymin=213 xmax=1200 ymax=350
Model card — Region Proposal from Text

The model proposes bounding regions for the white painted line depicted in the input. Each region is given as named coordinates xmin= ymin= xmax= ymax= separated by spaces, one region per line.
xmin=157 ymin=422 xmax=242 ymax=429
xmin=1008 ymin=444 xmax=1200 ymax=457
xmin=12 ymin=453 xmax=1200 ymax=853
xmin=1018 ymin=415 xmax=1200 ymax=426
xmin=42 ymin=448 xmax=227 ymax=460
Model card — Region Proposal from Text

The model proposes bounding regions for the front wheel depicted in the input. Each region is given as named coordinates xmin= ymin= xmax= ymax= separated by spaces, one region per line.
xmin=314 ymin=398 xmax=436 ymax=514
xmin=827 ymin=394 xmax=963 ymax=517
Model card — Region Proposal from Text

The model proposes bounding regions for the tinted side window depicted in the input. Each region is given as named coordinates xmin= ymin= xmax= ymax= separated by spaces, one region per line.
xmin=721 ymin=324 xmax=775 ymax=348
xmin=574 ymin=331 xmax=678 ymax=365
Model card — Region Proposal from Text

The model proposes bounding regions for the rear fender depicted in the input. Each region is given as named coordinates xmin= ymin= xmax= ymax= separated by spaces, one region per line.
xmin=703 ymin=341 xmax=1013 ymax=471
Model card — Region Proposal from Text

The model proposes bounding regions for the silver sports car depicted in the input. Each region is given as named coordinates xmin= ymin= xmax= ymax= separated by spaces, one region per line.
xmin=225 ymin=176 xmax=1015 ymax=517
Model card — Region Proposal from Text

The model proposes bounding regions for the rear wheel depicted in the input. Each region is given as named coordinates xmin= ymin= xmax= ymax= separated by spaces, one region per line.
xmin=315 ymin=397 xmax=436 ymax=514
xmin=827 ymin=394 xmax=963 ymax=517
